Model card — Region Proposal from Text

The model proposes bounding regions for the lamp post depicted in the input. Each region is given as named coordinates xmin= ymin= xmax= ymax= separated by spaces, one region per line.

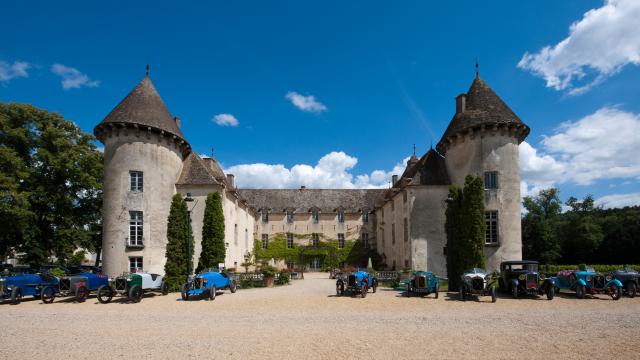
xmin=184 ymin=193 xmax=197 ymax=278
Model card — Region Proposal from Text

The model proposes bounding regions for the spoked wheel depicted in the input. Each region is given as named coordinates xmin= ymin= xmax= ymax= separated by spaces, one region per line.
xmin=161 ymin=282 xmax=169 ymax=296
xmin=610 ymin=285 xmax=622 ymax=300
xmin=546 ymin=286 xmax=555 ymax=300
xmin=626 ymin=282 xmax=636 ymax=298
xmin=576 ymin=284 xmax=586 ymax=299
xmin=229 ymin=280 xmax=237 ymax=294
xmin=97 ymin=285 xmax=113 ymax=304
xmin=75 ymin=286 xmax=88 ymax=303
xmin=360 ymin=284 xmax=368 ymax=298
xmin=336 ymin=282 xmax=344 ymax=296
xmin=181 ymin=284 xmax=189 ymax=301
xmin=490 ymin=286 xmax=497 ymax=303
xmin=209 ymin=285 xmax=217 ymax=300
xmin=129 ymin=285 xmax=143 ymax=303
xmin=41 ymin=286 xmax=56 ymax=304
xmin=511 ymin=284 xmax=518 ymax=299
xmin=459 ymin=285 xmax=465 ymax=301
xmin=11 ymin=287 xmax=22 ymax=305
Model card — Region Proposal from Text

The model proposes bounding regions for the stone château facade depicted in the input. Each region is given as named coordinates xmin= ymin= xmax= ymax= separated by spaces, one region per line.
xmin=95 ymin=71 xmax=529 ymax=277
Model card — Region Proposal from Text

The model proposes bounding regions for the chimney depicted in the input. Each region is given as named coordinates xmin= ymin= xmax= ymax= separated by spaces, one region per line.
xmin=455 ymin=94 xmax=466 ymax=114
xmin=300 ymin=185 xmax=306 ymax=191
xmin=392 ymin=175 xmax=398 ymax=186
xmin=226 ymin=174 xmax=235 ymax=189
xmin=174 ymin=116 xmax=181 ymax=128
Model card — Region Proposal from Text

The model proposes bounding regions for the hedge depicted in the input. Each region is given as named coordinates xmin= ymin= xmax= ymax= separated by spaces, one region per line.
xmin=539 ymin=264 xmax=640 ymax=274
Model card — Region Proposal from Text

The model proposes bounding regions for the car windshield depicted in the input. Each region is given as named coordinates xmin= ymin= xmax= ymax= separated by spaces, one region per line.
xmin=508 ymin=263 xmax=538 ymax=272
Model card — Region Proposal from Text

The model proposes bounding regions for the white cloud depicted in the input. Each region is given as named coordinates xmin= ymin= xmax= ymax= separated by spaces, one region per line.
xmin=225 ymin=151 xmax=407 ymax=189
xmin=520 ymin=107 xmax=640 ymax=199
xmin=595 ymin=192 xmax=640 ymax=208
xmin=285 ymin=91 xmax=327 ymax=113
xmin=51 ymin=63 xmax=99 ymax=90
xmin=518 ymin=0 xmax=640 ymax=94
xmin=0 ymin=60 xmax=30 ymax=83
xmin=212 ymin=113 xmax=239 ymax=127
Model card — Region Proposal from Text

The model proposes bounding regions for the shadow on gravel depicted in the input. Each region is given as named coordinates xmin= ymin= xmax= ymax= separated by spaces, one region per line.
xmin=176 ymin=291 xmax=228 ymax=302
xmin=443 ymin=292 xmax=495 ymax=303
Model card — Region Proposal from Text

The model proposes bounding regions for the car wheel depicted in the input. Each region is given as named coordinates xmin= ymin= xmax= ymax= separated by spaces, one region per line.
xmin=459 ymin=285 xmax=465 ymax=301
xmin=229 ymin=280 xmax=237 ymax=294
xmin=435 ymin=284 xmax=439 ymax=299
xmin=610 ymin=285 xmax=622 ymax=301
xmin=75 ymin=285 xmax=88 ymax=303
xmin=576 ymin=284 xmax=585 ymax=299
xmin=209 ymin=285 xmax=217 ymax=300
xmin=97 ymin=285 xmax=113 ymax=304
xmin=626 ymin=282 xmax=636 ymax=298
xmin=511 ymin=284 xmax=518 ymax=299
xmin=546 ymin=286 xmax=555 ymax=300
xmin=406 ymin=284 xmax=412 ymax=297
xmin=161 ymin=282 xmax=169 ymax=296
xmin=181 ymin=283 xmax=189 ymax=301
xmin=11 ymin=287 xmax=22 ymax=305
xmin=336 ymin=282 xmax=344 ymax=296
xmin=41 ymin=286 xmax=56 ymax=304
xmin=361 ymin=284 xmax=367 ymax=298
xmin=555 ymin=287 xmax=561 ymax=295
xmin=129 ymin=285 xmax=143 ymax=303
xmin=490 ymin=286 xmax=497 ymax=303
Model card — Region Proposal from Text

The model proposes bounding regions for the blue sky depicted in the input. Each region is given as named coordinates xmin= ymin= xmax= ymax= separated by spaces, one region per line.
xmin=2 ymin=0 xmax=639 ymax=207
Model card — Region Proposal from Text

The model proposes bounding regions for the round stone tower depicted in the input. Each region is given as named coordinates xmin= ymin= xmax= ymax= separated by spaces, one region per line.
xmin=94 ymin=73 xmax=190 ymax=276
xmin=436 ymin=74 xmax=529 ymax=271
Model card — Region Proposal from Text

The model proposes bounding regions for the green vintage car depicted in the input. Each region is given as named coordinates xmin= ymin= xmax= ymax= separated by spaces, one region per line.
xmin=97 ymin=272 xmax=168 ymax=303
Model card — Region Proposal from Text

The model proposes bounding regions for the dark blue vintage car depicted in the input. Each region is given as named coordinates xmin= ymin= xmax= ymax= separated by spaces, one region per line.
xmin=56 ymin=272 xmax=110 ymax=303
xmin=608 ymin=268 xmax=639 ymax=298
xmin=181 ymin=270 xmax=237 ymax=301
xmin=553 ymin=267 xmax=623 ymax=300
xmin=405 ymin=271 xmax=440 ymax=298
xmin=499 ymin=261 xmax=555 ymax=300
xmin=336 ymin=270 xmax=377 ymax=298
xmin=0 ymin=272 xmax=59 ymax=304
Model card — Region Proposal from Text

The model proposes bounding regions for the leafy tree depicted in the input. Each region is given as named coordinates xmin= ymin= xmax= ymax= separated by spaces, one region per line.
xmin=596 ymin=206 xmax=640 ymax=264
xmin=196 ymin=192 xmax=225 ymax=272
xmin=164 ymin=194 xmax=194 ymax=291
xmin=559 ymin=195 xmax=603 ymax=263
xmin=446 ymin=175 xmax=485 ymax=289
xmin=522 ymin=188 xmax=562 ymax=263
xmin=0 ymin=103 xmax=103 ymax=266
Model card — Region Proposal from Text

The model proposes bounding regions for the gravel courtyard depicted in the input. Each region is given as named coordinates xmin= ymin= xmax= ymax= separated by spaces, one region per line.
xmin=1 ymin=272 xmax=638 ymax=359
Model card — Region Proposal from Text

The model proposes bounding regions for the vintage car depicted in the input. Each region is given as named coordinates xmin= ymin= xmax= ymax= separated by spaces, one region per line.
xmin=553 ymin=267 xmax=622 ymax=300
xmin=55 ymin=272 xmax=110 ymax=303
xmin=181 ymin=270 xmax=237 ymax=301
xmin=97 ymin=272 xmax=169 ymax=303
xmin=0 ymin=272 xmax=59 ymax=304
xmin=608 ymin=268 xmax=639 ymax=298
xmin=459 ymin=268 xmax=496 ymax=303
xmin=499 ymin=260 xmax=555 ymax=300
xmin=405 ymin=271 xmax=440 ymax=298
xmin=336 ymin=270 xmax=377 ymax=298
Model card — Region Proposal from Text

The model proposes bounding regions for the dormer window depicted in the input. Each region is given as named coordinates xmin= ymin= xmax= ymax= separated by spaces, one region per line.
xmin=286 ymin=210 xmax=294 ymax=224
xmin=362 ymin=211 xmax=369 ymax=224
xmin=261 ymin=210 xmax=269 ymax=223
xmin=337 ymin=209 xmax=345 ymax=223
xmin=311 ymin=209 xmax=319 ymax=224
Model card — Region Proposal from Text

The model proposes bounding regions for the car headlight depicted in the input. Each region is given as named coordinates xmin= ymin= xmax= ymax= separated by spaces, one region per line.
xmin=518 ymin=274 xmax=526 ymax=281
xmin=605 ymin=275 xmax=612 ymax=282
xmin=127 ymin=278 xmax=132 ymax=282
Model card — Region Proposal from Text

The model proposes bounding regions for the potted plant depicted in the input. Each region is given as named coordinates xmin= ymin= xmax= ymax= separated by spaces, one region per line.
xmin=261 ymin=265 xmax=277 ymax=287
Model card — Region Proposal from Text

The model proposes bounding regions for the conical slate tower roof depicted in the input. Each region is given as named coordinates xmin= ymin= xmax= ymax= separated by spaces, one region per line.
xmin=94 ymin=75 xmax=186 ymax=142
xmin=437 ymin=75 xmax=529 ymax=153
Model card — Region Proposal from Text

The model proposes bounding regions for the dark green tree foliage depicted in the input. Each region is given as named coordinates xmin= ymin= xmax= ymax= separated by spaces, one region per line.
xmin=0 ymin=103 xmax=103 ymax=266
xmin=596 ymin=206 xmax=640 ymax=264
xmin=164 ymin=194 xmax=194 ymax=291
xmin=196 ymin=192 xmax=225 ymax=272
xmin=446 ymin=175 xmax=485 ymax=289
xmin=559 ymin=196 xmax=603 ymax=264
xmin=522 ymin=188 xmax=562 ymax=263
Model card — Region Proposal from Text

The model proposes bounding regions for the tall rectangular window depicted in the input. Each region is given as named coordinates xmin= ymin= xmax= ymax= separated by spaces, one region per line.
xmin=403 ymin=218 xmax=409 ymax=242
xmin=338 ymin=233 xmax=345 ymax=249
xmin=234 ymin=224 xmax=238 ymax=246
xmin=130 ymin=171 xmax=143 ymax=192
xmin=287 ymin=210 xmax=294 ymax=224
xmin=311 ymin=233 xmax=319 ymax=247
xmin=362 ymin=233 xmax=369 ymax=248
xmin=485 ymin=211 xmax=499 ymax=244
xmin=261 ymin=234 xmax=268 ymax=249
xmin=245 ymin=229 xmax=248 ymax=249
xmin=392 ymin=223 xmax=396 ymax=244
xmin=287 ymin=233 xmax=294 ymax=249
xmin=311 ymin=209 xmax=319 ymax=224
xmin=129 ymin=211 xmax=143 ymax=246
xmin=362 ymin=212 xmax=369 ymax=224
xmin=129 ymin=257 xmax=143 ymax=272
xmin=337 ymin=209 xmax=345 ymax=223
xmin=261 ymin=211 xmax=268 ymax=223
xmin=484 ymin=171 xmax=498 ymax=189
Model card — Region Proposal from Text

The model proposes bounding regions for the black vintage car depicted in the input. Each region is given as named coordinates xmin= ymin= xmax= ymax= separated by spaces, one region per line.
xmin=609 ymin=268 xmax=639 ymax=298
xmin=499 ymin=260 xmax=555 ymax=300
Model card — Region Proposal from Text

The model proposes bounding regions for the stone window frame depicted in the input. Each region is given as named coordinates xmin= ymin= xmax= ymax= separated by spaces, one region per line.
xmin=261 ymin=233 xmax=268 ymax=249
xmin=286 ymin=209 xmax=294 ymax=224
xmin=261 ymin=210 xmax=269 ymax=223
xmin=337 ymin=208 xmax=345 ymax=223
xmin=362 ymin=211 xmax=369 ymax=224
xmin=484 ymin=171 xmax=499 ymax=190
xmin=128 ymin=211 xmax=143 ymax=247
xmin=129 ymin=256 xmax=143 ymax=273
xmin=403 ymin=218 xmax=409 ymax=243
xmin=311 ymin=233 xmax=319 ymax=247
xmin=338 ymin=233 xmax=345 ymax=249
xmin=311 ymin=208 xmax=320 ymax=224
xmin=485 ymin=211 xmax=499 ymax=245
xmin=129 ymin=171 xmax=143 ymax=192
xmin=286 ymin=232 xmax=294 ymax=249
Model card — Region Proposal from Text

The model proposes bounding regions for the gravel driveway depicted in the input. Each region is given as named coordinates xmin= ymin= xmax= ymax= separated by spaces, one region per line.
xmin=1 ymin=272 xmax=638 ymax=359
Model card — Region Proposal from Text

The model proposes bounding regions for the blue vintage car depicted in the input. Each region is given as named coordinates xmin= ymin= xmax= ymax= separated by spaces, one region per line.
xmin=181 ymin=270 xmax=237 ymax=301
xmin=0 ymin=272 xmax=59 ymax=304
xmin=405 ymin=271 xmax=440 ymax=298
xmin=336 ymin=270 xmax=377 ymax=298
xmin=56 ymin=272 xmax=110 ymax=303
xmin=553 ymin=267 xmax=623 ymax=300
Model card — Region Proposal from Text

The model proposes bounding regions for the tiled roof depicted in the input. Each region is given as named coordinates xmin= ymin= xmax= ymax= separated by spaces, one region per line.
xmin=176 ymin=153 xmax=222 ymax=185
